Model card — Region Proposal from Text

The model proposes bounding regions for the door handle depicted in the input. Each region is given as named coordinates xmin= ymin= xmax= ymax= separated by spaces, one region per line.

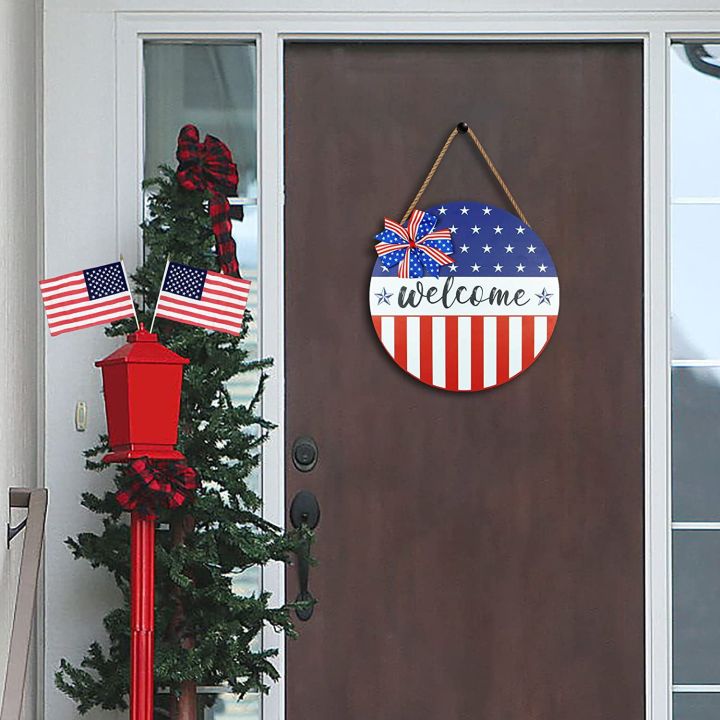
xmin=289 ymin=490 xmax=320 ymax=621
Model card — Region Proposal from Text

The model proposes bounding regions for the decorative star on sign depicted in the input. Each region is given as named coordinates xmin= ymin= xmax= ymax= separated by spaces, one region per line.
xmin=375 ymin=287 xmax=393 ymax=305
xmin=374 ymin=209 xmax=454 ymax=278
xmin=536 ymin=287 xmax=553 ymax=305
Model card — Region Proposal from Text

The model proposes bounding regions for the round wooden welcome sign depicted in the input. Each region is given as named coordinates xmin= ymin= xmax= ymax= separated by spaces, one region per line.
xmin=369 ymin=200 xmax=559 ymax=392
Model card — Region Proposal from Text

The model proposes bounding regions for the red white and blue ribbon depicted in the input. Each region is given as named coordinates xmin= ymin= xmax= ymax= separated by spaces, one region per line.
xmin=374 ymin=209 xmax=454 ymax=278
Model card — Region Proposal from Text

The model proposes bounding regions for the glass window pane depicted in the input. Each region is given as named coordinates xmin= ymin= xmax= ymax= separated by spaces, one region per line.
xmin=201 ymin=692 xmax=260 ymax=718
xmin=227 ymin=203 xmax=261 ymax=415
xmin=155 ymin=691 xmax=260 ymax=718
xmin=671 ymin=44 xmax=720 ymax=199
xmin=671 ymin=42 xmax=720 ymax=719
xmin=671 ymin=205 xmax=720 ymax=360
xmin=144 ymin=40 xmax=262 ymax=615
xmin=674 ymin=694 xmax=720 ymax=720
xmin=673 ymin=530 xmax=720 ymax=683
xmin=672 ymin=368 xmax=720 ymax=521
xmin=144 ymin=42 xmax=257 ymax=197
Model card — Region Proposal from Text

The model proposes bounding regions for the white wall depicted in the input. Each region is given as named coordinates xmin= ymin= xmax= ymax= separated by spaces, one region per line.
xmin=0 ymin=0 xmax=42 ymax=717
xmin=42 ymin=6 xmax=129 ymax=718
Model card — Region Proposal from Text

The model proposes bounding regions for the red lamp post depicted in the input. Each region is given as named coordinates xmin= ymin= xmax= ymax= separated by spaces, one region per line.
xmin=96 ymin=324 xmax=189 ymax=720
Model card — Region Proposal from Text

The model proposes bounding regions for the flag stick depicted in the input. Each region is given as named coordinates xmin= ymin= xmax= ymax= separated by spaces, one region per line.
xmin=120 ymin=259 xmax=140 ymax=331
xmin=149 ymin=258 xmax=170 ymax=334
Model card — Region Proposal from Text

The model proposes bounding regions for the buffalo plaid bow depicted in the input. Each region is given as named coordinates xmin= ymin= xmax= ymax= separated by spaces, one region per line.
xmin=176 ymin=124 xmax=241 ymax=277
xmin=116 ymin=458 xmax=199 ymax=515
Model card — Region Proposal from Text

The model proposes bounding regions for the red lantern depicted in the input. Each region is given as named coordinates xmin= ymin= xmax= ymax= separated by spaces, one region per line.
xmin=96 ymin=323 xmax=190 ymax=720
xmin=95 ymin=323 xmax=189 ymax=463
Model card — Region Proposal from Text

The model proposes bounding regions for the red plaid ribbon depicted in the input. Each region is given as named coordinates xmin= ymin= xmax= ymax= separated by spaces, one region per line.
xmin=116 ymin=458 xmax=199 ymax=514
xmin=176 ymin=124 xmax=241 ymax=277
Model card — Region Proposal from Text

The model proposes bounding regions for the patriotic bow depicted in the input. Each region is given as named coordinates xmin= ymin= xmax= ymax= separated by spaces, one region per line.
xmin=374 ymin=209 xmax=454 ymax=278
xmin=176 ymin=124 xmax=241 ymax=277
xmin=116 ymin=458 xmax=199 ymax=515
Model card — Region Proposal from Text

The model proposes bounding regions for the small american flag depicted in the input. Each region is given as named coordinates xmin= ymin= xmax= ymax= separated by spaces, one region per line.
xmin=154 ymin=261 xmax=250 ymax=335
xmin=40 ymin=261 xmax=136 ymax=336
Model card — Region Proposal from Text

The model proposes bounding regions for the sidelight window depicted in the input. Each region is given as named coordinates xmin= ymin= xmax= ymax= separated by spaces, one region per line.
xmin=670 ymin=42 xmax=720 ymax=720
xmin=144 ymin=40 xmax=262 ymax=719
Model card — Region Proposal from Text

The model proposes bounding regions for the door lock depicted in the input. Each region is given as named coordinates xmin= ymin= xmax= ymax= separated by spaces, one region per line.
xmin=292 ymin=436 xmax=318 ymax=472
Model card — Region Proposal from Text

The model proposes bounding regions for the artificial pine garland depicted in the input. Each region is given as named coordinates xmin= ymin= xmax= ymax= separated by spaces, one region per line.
xmin=56 ymin=165 xmax=309 ymax=716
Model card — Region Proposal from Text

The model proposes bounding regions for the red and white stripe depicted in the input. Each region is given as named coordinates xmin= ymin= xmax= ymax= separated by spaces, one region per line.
xmin=371 ymin=314 xmax=558 ymax=391
xmin=40 ymin=270 xmax=135 ymax=336
xmin=155 ymin=270 xmax=251 ymax=335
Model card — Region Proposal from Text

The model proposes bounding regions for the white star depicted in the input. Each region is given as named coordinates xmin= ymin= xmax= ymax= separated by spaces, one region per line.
xmin=382 ymin=266 xmax=389 ymax=272
xmin=504 ymin=244 xmax=514 ymax=253
xmin=516 ymin=226 xmax=526 ymax=235
xmin=494 ymin=225 xmax=503 ymax=234
xmin=449 ymin=263 xmax=458 ymax=272
xmin=516 ymin=263 xmax=525 ymax=272
xmin=527 ymin=244 xmax=536 ymax=253
xmin=482 ymin=244 xmax=492 ymax=253
xmin=459 ymin=244 xmax=469 ymax=253
xmin=494 ymin=263 xmax=503 ymax=272
xmin=538 ymin=263 xmax=548 ymax=272
xmin=449 ymin=225 xmax=458 ymax=234
xmin=460 ymin=206 xmax=470 ymax=215
xmin=471 ymin=263 xmax=481 ymax=272
xmin=438 ymin=206 xmax=447 ymax=215
xmin=483 ymin=206 xmax=492 ymax=215
xmin=471 ymin=225 xmax=480 ymax=234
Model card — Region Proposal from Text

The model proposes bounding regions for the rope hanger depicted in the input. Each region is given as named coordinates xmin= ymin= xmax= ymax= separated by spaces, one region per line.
xmin=401 ymin=122 xmax=530 ymax=228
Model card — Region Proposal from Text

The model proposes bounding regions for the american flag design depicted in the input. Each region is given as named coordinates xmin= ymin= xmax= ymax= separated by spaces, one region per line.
xmin=155 ymin=261 xmax=251 ymax=336
xmin=370 ymin=201 xmax=559 ymax=392
xmin=40 ymin=261 xmax=136 ymax=336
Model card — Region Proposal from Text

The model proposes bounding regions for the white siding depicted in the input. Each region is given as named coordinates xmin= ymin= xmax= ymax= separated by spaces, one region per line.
xmin=0 ymin=0 xmax=42 ymax=718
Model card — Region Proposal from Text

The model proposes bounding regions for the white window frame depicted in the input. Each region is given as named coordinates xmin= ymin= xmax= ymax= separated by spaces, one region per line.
xmin=46 ymin=4 xmax=720 ymax=720
xmin=120 ymin=18 xmax=669 ymax=720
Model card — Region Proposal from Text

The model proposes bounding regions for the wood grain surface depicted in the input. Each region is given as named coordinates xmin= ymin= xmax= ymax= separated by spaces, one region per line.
xmin=284 ymin=42 xmax=643 ymax=720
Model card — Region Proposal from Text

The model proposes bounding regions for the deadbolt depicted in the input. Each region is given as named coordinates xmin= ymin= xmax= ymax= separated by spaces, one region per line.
xmin=292 ymin=436 xmax=318 ymax=472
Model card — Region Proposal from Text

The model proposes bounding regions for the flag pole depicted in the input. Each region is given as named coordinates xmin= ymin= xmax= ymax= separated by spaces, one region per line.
xmin=149 ymin=258 xmax=170 ymax=334
xmin=120 ymin=258 xmax=140 ymax=331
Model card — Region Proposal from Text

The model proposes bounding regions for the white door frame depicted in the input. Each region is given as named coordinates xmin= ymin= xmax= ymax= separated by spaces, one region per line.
xmin=46 ymin=4 xmax=720 ymax=719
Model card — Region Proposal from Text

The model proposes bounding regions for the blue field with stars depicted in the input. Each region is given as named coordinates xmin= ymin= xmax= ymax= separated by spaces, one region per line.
xmin=372 ymin=201 xmax=556 ymax=279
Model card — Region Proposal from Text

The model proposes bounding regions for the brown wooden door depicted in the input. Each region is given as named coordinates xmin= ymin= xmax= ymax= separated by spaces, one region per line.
xmin=284 ymin=42 xmax=643 ymax=720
